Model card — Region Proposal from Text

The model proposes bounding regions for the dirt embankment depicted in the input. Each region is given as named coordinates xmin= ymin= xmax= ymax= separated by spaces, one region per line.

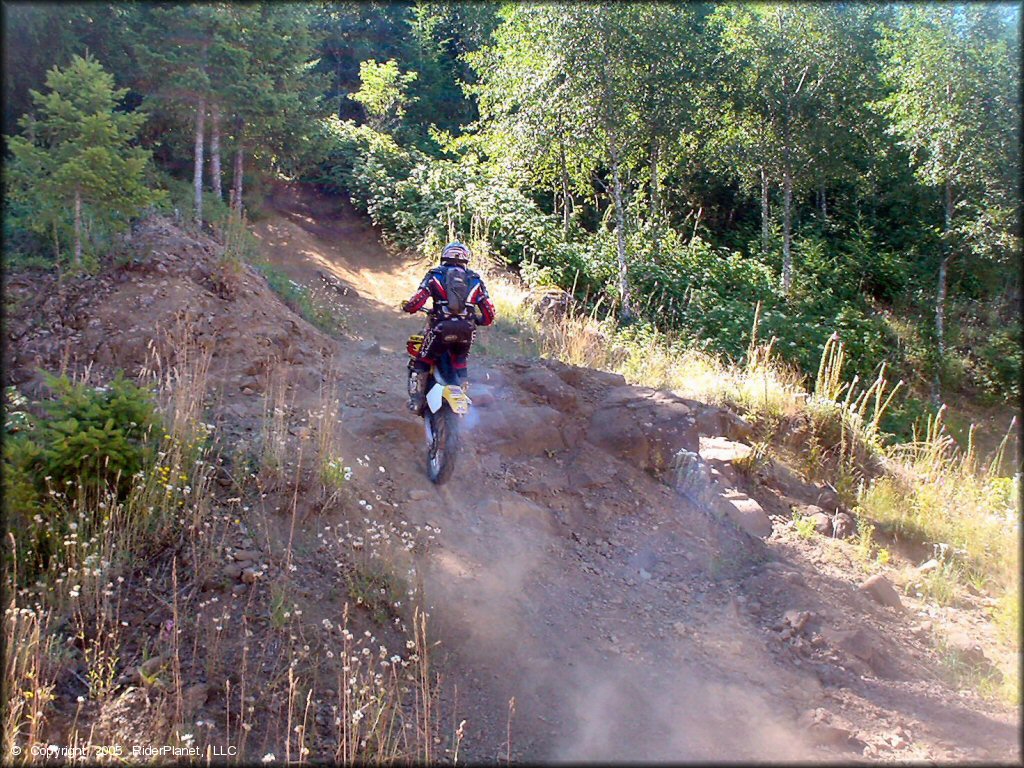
xmin=4 ymin=183 xmax=1018 ymax=763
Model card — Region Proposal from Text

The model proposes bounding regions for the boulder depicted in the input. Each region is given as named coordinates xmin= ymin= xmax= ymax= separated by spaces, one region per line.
xmin=799 ymin=708 xmax=866 ymax=752
xmin=714 ymin=491 xmax=773 ymax=539
xmin=692 ymin=405 xmax=754 ymax=442
xmin=540 ymin=358 xmax=586 ymax=389
xmin=587 ymin=387 xmax=698 ymax=476
xmin=821 ymin=625 xmax=897 ymax=679
xmin=479 ymin=404 xmax=566 ymax=456
xmin=672 ymin=449 xmax=713 ymax=504
xmin=513 ymin=365 xmax=581 ymax=412
xmin=810 ymin=512 xmax=833 ymax=536
xmin=699 ymin=436 xmax=752 ymax=486
xmin=859 ymin=574 xmax=904 ymax=611
xmin=831 ymin=511 xmax=856 ymax=539
xmin=794 ymin=505 xmax=833 ymax=536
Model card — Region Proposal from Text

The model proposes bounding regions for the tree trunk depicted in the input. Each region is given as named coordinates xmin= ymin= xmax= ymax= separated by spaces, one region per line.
xmin=760 ymin=167 xmax=770 ymax=252
xmin=210 ymin=103 xmax=222 ymax=202
xmin=609 ymin=142 xmax=632 ymax=321
xmin=649 ymin=133 xmax=660 ymax=222
xmin=73 ymin=189 xmax=82 ymax=266
xmin=231 ymin=135 xmax=245 ymax=212
xmin=194 ymin=96 xmax=206 ymax=225
xmin=932 ymin=181 xmax=954 ymax=403
xmin=559 ymin=139 xmax=570 ymax=235
xmin=782 ymin=162 xmax=793 ymax=294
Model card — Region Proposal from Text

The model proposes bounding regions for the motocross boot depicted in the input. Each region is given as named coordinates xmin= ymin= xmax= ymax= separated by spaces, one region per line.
xmin=407 ymin=369 xmax=428 ymax=413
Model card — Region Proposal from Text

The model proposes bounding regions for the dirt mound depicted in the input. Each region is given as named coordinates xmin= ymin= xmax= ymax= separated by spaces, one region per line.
xmin=4 ymin=216 xmax=335 ymax=411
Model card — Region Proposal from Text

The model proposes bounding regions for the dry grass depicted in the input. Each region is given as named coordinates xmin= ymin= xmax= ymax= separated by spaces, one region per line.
xmin=490 ymin=280 xmax=1020 ymax=659
xmin=858 ymin=410 xmax=1019 ymax=592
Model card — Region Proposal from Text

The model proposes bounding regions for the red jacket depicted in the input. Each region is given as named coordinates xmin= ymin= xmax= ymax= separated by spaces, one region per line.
xmin=402 ymin=264 xmax=496 ymax=325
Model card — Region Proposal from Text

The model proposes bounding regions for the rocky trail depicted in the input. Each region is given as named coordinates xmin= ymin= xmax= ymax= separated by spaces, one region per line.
xmin=4 ymin=183 xmax=1019 ymax=763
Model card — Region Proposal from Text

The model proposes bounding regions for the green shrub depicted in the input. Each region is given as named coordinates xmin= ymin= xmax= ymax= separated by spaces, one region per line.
xmin=974 ymin=325 xmax=1021 ymax=403
xmin=2 ymin=375 xmax=161 ymax=580
xmin=37 ymin=374 xmax=159 ymax=496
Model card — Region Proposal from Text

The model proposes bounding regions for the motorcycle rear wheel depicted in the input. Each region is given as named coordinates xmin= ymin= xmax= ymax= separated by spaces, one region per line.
xmin=426 ymin=404 xmax=459 ymax=484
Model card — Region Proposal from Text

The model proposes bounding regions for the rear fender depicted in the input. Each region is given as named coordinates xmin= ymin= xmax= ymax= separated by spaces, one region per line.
xmin=426 ymin=383 xmax=470 ymax=415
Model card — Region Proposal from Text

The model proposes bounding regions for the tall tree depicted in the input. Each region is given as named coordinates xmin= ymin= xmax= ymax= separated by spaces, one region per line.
xmin=134 ymin=5 xmax=217 ymax=225
xmin=709 ymin=4 xmax=854 ymax=292
xmin=349 ymin=59 xmax=419 ymax=134
xmin=6 ymin=55 xmax=159 ymax=266
xmin=876 ymin=5 xmax=1021 ymax=400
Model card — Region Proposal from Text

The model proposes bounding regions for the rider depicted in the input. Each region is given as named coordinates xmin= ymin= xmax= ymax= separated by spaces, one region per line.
xmin=401 ymin=241 xmax=496 ymax=412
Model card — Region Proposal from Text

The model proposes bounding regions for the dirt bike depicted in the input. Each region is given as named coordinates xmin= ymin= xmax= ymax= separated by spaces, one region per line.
xmin=407 ymin=309 xmax=475 ymax=484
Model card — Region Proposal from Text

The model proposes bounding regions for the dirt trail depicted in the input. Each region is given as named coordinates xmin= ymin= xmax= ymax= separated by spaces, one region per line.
xmin=245 ymin=183 xmax=1020 ymax=763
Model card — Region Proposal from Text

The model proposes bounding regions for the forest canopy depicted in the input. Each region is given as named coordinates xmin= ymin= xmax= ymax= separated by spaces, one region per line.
xmin=3 ymin=2 xmax=1021 ymax=419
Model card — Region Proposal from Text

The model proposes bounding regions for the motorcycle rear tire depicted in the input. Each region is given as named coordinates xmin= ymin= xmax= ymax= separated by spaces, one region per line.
xmin=427 ymin=403 xmax=459 ymax=485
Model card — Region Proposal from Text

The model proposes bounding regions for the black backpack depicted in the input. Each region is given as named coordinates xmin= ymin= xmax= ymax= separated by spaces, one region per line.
xmin=444 ymin=266 xmax=471 ymax=316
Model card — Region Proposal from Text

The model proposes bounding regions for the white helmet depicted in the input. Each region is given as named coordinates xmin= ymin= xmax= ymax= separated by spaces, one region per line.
xmin=440 ymin=241 xmax=471 ymax=265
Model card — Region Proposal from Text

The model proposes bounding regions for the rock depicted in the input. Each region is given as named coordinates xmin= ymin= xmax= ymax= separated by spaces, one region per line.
xmin=223 ymin=563 xmax=245 ymax=580
xmin=481 ymin=404 xmax=566 ymax=456
xmin=831 ymin=511 xmax=856 ymax=539
xmin=692 ymin=405 xmax=754 ymax=442
xmin=359 ymin=339 xmax=381 ymax=355
xmin=232 ymin=549 xmax=261 ymax=563
xmin=811 ymin=511 xmax=833 ymax=537
xmin=587 ymin=387 xmax=698 ymax=475
xmin=408 ymin=489 xmax=431 ymax=501
xmin=859 ymin=574 xmax=904 ymax=610
xmin=232 ymin=584 xmax=248 ymax=596
xmin=945 ymin=632 xmax=991 ymax=669
xmin=783 ymin=609 xmax=813 ymax=633
xmin=799 ymin=708 xmax=866 ymax=751
xmin=139 ymin=654 xmax=170 ymax=680
xmin=514 ymin=366 xmax=580 ymax=411
xmin=182 ymin=683 xmax=210 ymax=716
xmin=821 ymin=626 xmax=896 ymax=679
xmin=715 ymin=490 xmax=773 ymax=539
xmin=699 ymin=436 xmax=752 ymax=487
xmin=639 ymin=568 xmax=652 ymax=580
xmin=917 ymin=558 xmax=941 ymax=573
xmin=470 ymin=385 xmax=496 ymax=407
xmin=672 ymin=450 xmax=713 ymax=503
xmin=201 ymin=577 xmax=225 ymax=593
xmin=241 ymin=567 xmax=260 ymax=584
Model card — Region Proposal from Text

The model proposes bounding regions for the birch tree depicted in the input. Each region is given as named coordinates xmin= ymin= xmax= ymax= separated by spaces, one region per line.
xmin=710 ymin=4 xmax=851 ymax=292
xmin=876 ymin=6 xmax=1021 ymax=400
